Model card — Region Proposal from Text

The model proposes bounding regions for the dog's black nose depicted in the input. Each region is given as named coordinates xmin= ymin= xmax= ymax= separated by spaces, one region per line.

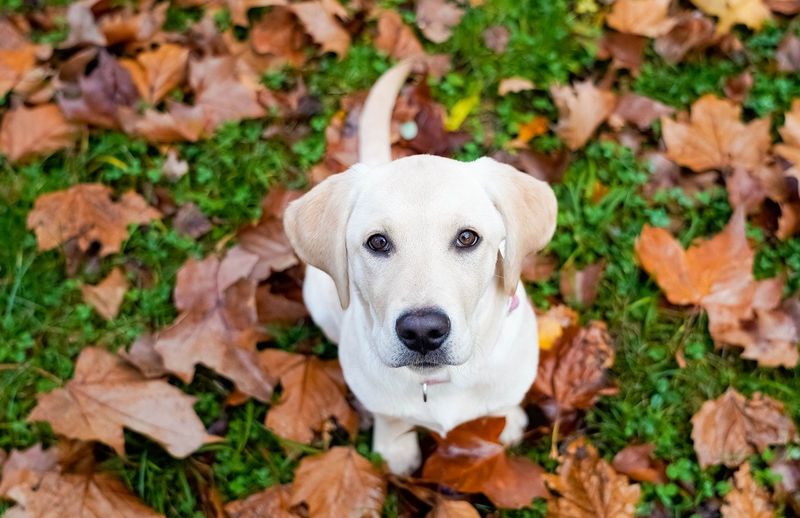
xmin=395 ymin=308 xmax=451 ymax=354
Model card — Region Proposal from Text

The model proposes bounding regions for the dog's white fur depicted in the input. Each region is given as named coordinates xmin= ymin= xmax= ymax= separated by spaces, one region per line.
xmin=284 ymin=61 xmax=557 ymax=475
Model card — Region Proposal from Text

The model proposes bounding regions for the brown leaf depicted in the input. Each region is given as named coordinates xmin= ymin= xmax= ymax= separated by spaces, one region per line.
xmin=249 ymin=7 xmax=307 ymax=67
xmin=225 ymin=484 xmax=297 ymax=518
xmin=0 ymin=103 xmax=78 ymax=163
xmin=28 ymin=347 xmax=219 ymax=458
xmin=27 ymin=183 xmax=161 ymax=256
xmin=256 ymin=285 xmax=308 ymax=325
xmin=559 ymin=260 xmax=606 ymax=306
xmin=545 ymin=438 xmax=641 ymax=518
xmin=0 ymin=44 xmax=39 ymax=98
xmin=173 ymin=203 xmax=212 ymax=239
xmin=375 ymin=9 xmax=424 ymax=61
xmin=766 ymin=0 xmax=800 ymax=13
xmin=122 ymin=102 xmax=207 ymax=143
xmin=290 ymin=446 xmax=386 ymax=518
xmin=0 ymin=445 xmax=59 ymax=498
xmin=121 ymin=44 xmax=189 ymax=105
xmin=498 ymin=77 xmax=535 ymax=95
xmin=0 ymin=17 xmax=29 ymax=50
xmin=483 ymin=25 xmax=510 ymax=53
xmin=415 ymin=0 xmax=465 ymax=44
xmin=691 ymin=387 xmax=798 ymax=468
xmin=120 ymin=334 xmax=168 ymax=378
xmin=775 ymin=99 xmax=800 ymax=167
xmin=662 ymin=95 xmax=770 ymax=172
xmin=162 ymin=148 xmax=189 ymax=181
xmin=551 ymin=81 xmax=616 ymax=150
xmin=654 ymin=11 xmax=716 ymax=63
xmin=691 ymin=0 xmax=771 ymax=34
xmin=612 ymin=444 xmax=667 ymax=484
xmin=777 ymin=35 xmax=800 ymax=72
xmin=609 ymin=92 xmax=675 ymax=131
xmin=259 ymin=349 xmax=357 ymax=443
xmin=80 ymin=267 xmax=129 ymax=320
xmin=228 ymin=0 xmax=288 ymax=27
xmin=289 ymin=2 xmax=350 ymax=57
xmin=720 ymin=463 xmax=774 ymax=518
xmin=491 ymin=148 xmax=571 ymax=184
xmin=427 ymin=498 xmax=480 ymax=518
xmin=723 ymin=71 xmax=753 ymax=103
xmin=422 ymin=417 xmax=548 ymax=509
xmin=99 ymin=2 xmax=167 ymax=46
xmin=606 ymin=0 xmax=677 ymax=37
xmin=189 ymin=56 xmax=267 ymax=131
xmin=597 ymin=32 xmax=646 ymax=75
xmin=234 ymin=216 xmax=298 ymax=281
xmin=61 ymin=0 xmax=107 ymax=48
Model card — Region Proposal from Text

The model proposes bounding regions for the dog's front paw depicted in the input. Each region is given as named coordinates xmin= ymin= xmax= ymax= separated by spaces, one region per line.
xmin=498 ymin=406 xmax=528 ymax=446
xmin=379 ymin=439 xmax=422 ymax=476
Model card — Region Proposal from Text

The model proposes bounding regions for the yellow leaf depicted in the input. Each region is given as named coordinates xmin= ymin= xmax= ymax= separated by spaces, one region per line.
xmin=445 ymin=92 xmax=479 ymax=131
xmin=690 ymin=0 xmax=771 ymax=34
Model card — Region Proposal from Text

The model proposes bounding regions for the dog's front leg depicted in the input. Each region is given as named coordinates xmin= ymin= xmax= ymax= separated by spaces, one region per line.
xmin=372 ymin=414 xmax=421 ymax=475
xmin=495 ymin=405 xmax=528 ymax=446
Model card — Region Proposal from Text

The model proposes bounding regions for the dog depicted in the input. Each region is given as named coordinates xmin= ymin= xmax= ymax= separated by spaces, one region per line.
xmin=284 ymin=60 xmax=557 ymax=475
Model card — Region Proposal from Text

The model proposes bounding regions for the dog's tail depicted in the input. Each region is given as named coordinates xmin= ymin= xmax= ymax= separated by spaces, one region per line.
xmin=358 ymin=59 xmax=415 ymax=166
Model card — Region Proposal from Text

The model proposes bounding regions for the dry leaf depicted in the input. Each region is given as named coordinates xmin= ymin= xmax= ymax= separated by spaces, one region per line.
xmin=228 ymin=0 xmax=287 ymax=27
xmin=661 ymin=95 xmax=770 ymax=172
xmin=290 ymin=2 xmax=350 ymax=57
xmin=482 ymin=25 xmax=510 ymax=53
xmin=721 ymin=463 xmax=774 ymax=518
xmin=0 ymin=44 xmax=38 ymax=98
xmin=259 ymin=349 xmax=357 ymax=443
xmin=498 ymin=77 xmax=535 ymax=95
xmin=290 ymin=446 xmax=386 ymax=518
xmin=61 ymin=0 xmax=107 ymax=48
xmin=612 ymin=444 xmax=667 ymax=484
xmin=100 ymin=3 xmax=167 ymax=46
xmin=723 ymin=71 xmax=753 ymax=103
xmin=597 ymin=32 xmax=647 ymax=75
xmin=80 ymin=267 xmax=129 ymax=320
xmin=123 ymin=102 xmax=207 ymax=143
xmin=225 ymin=484 xmax=297 ymax=518
xmin=609 ymin=92 xmax=674 ymax=130
xmin=559 ymin=260 xmax=606 ymax=307
xmin=654 ymin=11 xmax=716 ymax=63
xmin=256 ymin=285 xmax=308 ymax=325
xmin=173 ymin=203 xmax=211 ymax=239
xmin=551 ymin=81 xmax=616 ymax=150
xmin=422 ymin=417 xmax=548 ymax=509
xmin=507 ymin=116 xmax=548 ymax=148
xmin=691 ymin=387 xmax=797 ymax=468
xmin=249 ymin=7 xmax=307 ymax=67
xmin=777 ymin=35 xmax=800 ymax=72
xmin=374 ymin=9 xmax=424 ymax=60
xmin=775 ymin=99 xmax=800 ymax=166
xmin=121 ymin=44 xmax=189 ymax=105
xmin=427 ymin=498 xmax=480 ymax=518
xmin=766 ymin=0 xmax=800 ymax=12
xmin=415 ymin=0 xmax=465 ymax=44
xmin=0 ymin=445 xmax=59 ymax=498
xmin=120 ymin=334 xmax=168 ymax=379
xmin=0 ymin=103 xmax=78 ymax=163
xmin=189 ymin=56 xmax=266 ymax=132
xmin=27 ymin=183 xmax=161 ymax=256
xmin=162 ymin=148 xmax=189 ymax=181
xmin=606 ymin=0 xmax=676 ymax=37
xmin=28 ymin=347 xmax=218 ymax=458
xmin=545 ymin=438 xmax=641 ymax=518
xmin=690 ymin=0 xmax=771 ymax=34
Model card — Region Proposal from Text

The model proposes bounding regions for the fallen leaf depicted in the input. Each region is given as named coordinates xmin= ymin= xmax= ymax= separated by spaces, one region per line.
xmin=173 ymin=203 xmax=212 ymax=239
xmin=256 ymin=285 xmax=308 ymax=325
xmin=654 ymin=11 xmax=716 ymax=63
xmin=121 ymin=44 xmax=189 ymax=105
xmin=612 ymin=444 xmax=667 ymax=484
xmin=498 ymin=77 xmax=535 ymax=95
xmin=691 ymin=387 xmax=797 ymax=468
xmin=0 ymin=44 xmax=39 ymax=98
xmin=233 ymin=217 xmax=298 ymax=281
xmin=0 ymin=103 xmax=78 ymax=163
xmin=259 ymin=349 xmax=357 ymax=443
xmin=0 ymin=445 xmax=59 ymax=498
xmin=559 ymin=260 xmax=606 ymax=306
xmin=723 ymin=71 xmax=753 ymax=102
xmin=225 ymin=484 xmax=297 ymax=518
xmin=766 ymin=0 xmax=800 ymax=12
xmin=661 ymin=95 xmax=770 ymax=172
xmin=491 ymin=148 xmax=571 ymax=184
xmin=609 ymin=92 xmax=674 ymax=130
xmin=289 ymin=2 xmax=350 ymax=57
xmin=597 ymin=32 xmax=646 ymax=75
xmin=61 ymin=0 xmax=107 ymax=48
xmin=99 ymin=3 xmax=167 ymax=46
xmin=551 ymin=81 xmax=616 ymax=150
xmin=120 ymin=334 xmax=168 ymax=378
xmin=427 ymin=498 xmax=480 ymax=518
xmin=507 ymin=116 xmax=548 ymax=148
xmin=249 ymin=7 xmax=307 ymax=67
xmin=691 ymin=0 xmax=771 ymax=34
xmin=290 ymin=446 xmax=386 ymax=518
xmin=483 ymin=25 xmax=510 ymax=53
xmin=28 ymin=347 xmax=219 ymax=458
xmin=606 ymin=0 xmax=677 ymax=37
xmin=80 ymin=267 xmax=129 ymax=320
xmin=536 ymin=305 xmax=579 ymax=351
xmin=162 ymin=148 xmax=189 ymax=181
xmin=422 ymin=417 xmax=548 ymax=509
xmin=0 ymin=18 xmax=29 ymax=50
xmin=775 ymin=99 xmax=800 ymax=167
xmin=721 ymin=463 xmax=774 ymax=518
xmin=122 ymin=102 xmax=207 ymax=143
xmin=777 ymin=35 xmax=800 ymax=72
xmin=415 ymin=0 xmax=465 ymax=44
xmin=228 ymin=0 xmax=288 ymax=27
xmin=545 ymin=438 xmax=641 ymax=518
xmin=374 ymin=9 xmax=424 ymax=60
xmin=769 ymin=449 xmax=800 ymax=513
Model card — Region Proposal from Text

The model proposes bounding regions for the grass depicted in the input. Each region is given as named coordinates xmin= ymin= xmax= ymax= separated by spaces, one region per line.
xmin=1 ymin=0 xmax=800 ymax=516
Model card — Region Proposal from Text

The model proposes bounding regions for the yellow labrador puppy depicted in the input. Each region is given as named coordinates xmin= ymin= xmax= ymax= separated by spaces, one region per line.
xmin=284 ymin=61 xmax=557 ymax=475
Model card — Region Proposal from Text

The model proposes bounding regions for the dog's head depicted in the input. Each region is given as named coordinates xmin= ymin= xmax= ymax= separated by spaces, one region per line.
xmin=284 ymin=155 xmax=556 ymax=370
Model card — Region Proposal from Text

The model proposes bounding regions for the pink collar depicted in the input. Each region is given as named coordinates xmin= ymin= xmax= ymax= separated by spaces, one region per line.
xmin=508 ymin=293 xmax=520 ymax=314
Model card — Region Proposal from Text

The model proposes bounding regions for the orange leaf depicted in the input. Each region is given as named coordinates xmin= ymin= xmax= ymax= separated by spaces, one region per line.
xmin=290 ymin=1 xmax=351 ymax=57
xmin=0 ymin=104 xmax=78 ymax=163
xmin=121 ymin=44 xmax=189 ymax=104
xmin=606 ymin=0 xmax=677 ymax=37
xmin=551 ymin=81 xmax=616 ymax=150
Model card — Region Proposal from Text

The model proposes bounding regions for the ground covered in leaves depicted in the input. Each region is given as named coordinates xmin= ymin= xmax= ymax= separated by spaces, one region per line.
xmin=2 ymin=0 xmax=800 ymax=516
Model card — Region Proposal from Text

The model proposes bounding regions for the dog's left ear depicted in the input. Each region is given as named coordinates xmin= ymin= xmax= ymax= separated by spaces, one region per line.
xmin=473 ymin=157 xmax=558 ymax=294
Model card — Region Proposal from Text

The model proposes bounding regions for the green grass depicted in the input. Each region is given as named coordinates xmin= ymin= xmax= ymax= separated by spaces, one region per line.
xmin=2 ymin=0 xmax=800 ymax=516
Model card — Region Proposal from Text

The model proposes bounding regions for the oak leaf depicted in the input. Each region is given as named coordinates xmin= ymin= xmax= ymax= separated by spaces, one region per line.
xmin=415 ymin=0 xmax=465 ymax=44
xmin=225 ymin=484 xmax=297 ymax=518
xmin=691 ymin=387 xmax=797 ymax=468
xmin=551 ymin=81 xmax=616 ymax=150
xmin=80 ymin=267 xmax=129 ymax=320
xmin=422 ymin=417 xmax=548 ymax=509
xmin=289 ymin=2 xmax=350 ymax=57
xmin=121 ymin=44 xmax=189 ymax=105
xmin=690 ymin=0 xmax=771 ymax=34
xmin=290 ymin=446 xmax=386 ymax=518
xmin=28 ymin=347 xmax=219 ymax=458
xmin=721 ymin=463 xmax=774 ymax=518
xmin=259 ymin=349 xmax=357 ymax=443
xmin=0 ymin=104 xmax=78 ymax=163
xmin=661 ymin=95 xmax=770 ymax=172
xmin=545 ymin=438 xmax=641 ymax=518
xmin=606 ymin=0 xmax=677 ymax=37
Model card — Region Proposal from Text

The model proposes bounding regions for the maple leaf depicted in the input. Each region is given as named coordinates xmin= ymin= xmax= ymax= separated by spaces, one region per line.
xmin=0 ymin=444 xmax=59 ymax=498
xmin=0 ymin=44 xmax=39 ymax=98
xmin=661 ymin=95 xmax=770 ymax=172
xmin=611 ymin=443 xmax=667 ymax=484
xmin=606 ymin=0 xmax=677 ymax=37
xmin=290 ymin=446 xmax=387 ymax=518
xmin=690 ymin=0 xmax=771 ymax=34
xmin=120 ymin=335 xmax=168 ymax=379
xmin=256 ymin=284 xmax=308 ymax=325
xmin=374 ymin=9 xmax=425 ymax=61
xmin=691 ymin=387 xmax=797 ymax=468
xmin=721 ymin=463 xmax=774 ymax=518
xmin=427 ymin=498 xmax=480 ymax=518
xmin=28 ymin=347 xmax=219 ymax=458
xmin=290 ymin=2 xmax=351 ymax=57
xmin=545 ymin=438 xmax=641 ymax=518
xmin=422 ymin=417 xmax=548 ymax=509
xmin=415 ymin=0 xmax=465 ymax=44
xmin=26 ymin=183 xmax=161 ymax=257
xmin=225 ymin=484 xmax=297 ymax=518
xmin=550 ymin=81 xmax=616 ymax=150
xmin=259 ymin=349 xmax=357 ymax=444
xmin=189 ymin=56 xmax=266 ymax=132
xmin=249 ymin=7 xmax=307 ymax=67
xmin=775 ymin=99 xmax=800 ymax=166
xmin=0 ymin=103 xmax=78 ymax=163
xmin=80 ymin=267 xmax=129 ymax=320
xmin=121 ymin=44 xmax=189 ymax=105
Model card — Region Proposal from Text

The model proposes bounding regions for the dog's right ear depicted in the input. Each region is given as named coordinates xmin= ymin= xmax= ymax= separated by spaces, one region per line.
xmin=283 ymin=167 xmax=366 ymax=309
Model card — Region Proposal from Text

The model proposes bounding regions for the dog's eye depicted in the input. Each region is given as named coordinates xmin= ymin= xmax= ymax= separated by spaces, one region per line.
xmin=455 ymin=229 xmax=480 ymax=248
xmin=366 ymin=233 xmax=391 ymax=253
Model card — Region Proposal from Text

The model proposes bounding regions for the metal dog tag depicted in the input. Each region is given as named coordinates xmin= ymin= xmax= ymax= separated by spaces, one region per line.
xmin=422 ymin=382 xmax=428 ymax=403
